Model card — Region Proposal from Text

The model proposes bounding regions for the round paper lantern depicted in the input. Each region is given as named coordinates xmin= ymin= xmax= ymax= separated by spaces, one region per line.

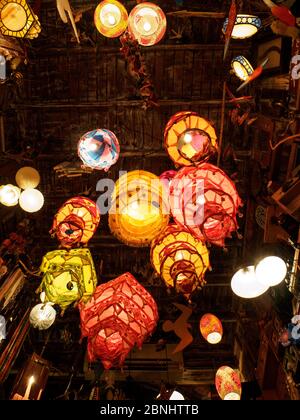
xmin=29 ymin=303 xmax=56 ymax=330
xmin=94 ymin=0 xmax=128 ymax=38
xmin=109 ymin=170 xmax=169 ymax=247
xmin=200 ymin=313 xmax=223 ymax=344
xmin=128 ymin=2 xmax=166 ymax=46
xmin=51 ymin=197 xmax=100 ymax=248
xmin=231 ymin=265 xmax=269 ymax=299
xmin=215 ymin=366 xmax=242 ymax=400
xmin=231 ymin=56 xmax=254 ymax=81
xmin=0 ymin=184 xmax=20 ymax=206
xmin=15 ymin=166 xmax=40 ymax=189
xmin=151 ymin=224 xmax=210 ymax=298
xmin=223 ymin=15 xmax=262 ymax=39
xmin=164 ymin=111 xmax=218 ymax=167
xmin=79 ymin=272 xmax=158 ymax=369
xmin=19 ymin=188 xmax=44 ymax=213
xmin=170 ymin=163 xmax=242 ymax=247
xmin=255 ymin=256 xmax=287 ymax=287
xmin=78 ymin=129 xmax=120 ymax=171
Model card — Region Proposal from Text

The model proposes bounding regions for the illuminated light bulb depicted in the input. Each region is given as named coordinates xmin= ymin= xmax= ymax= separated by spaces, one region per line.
xmin=89 ymin=142 xmax=99 ymax=152
xmin=19 ymin=188 xmax=44 ymax=213
xmin=175 ymin=251 xmax=184 ymax=261
xmin=94 ymin=0 xmax=128 ymax=38
xmin=170 ymin=390 xmax=185 ymax=400
xmin=255 ymin=256 xmax=287 ymax=287
xmin=0 ymin=184 xmax=20 ymax=206
xmin=231 ymin=56 xmax=254 ymax=81
xmin=231 ymin=265 xmax=269 ymax=298
xmin=143 ymin=21 xmax=152 ymax=32
xmin=108 ymin=14 xmax=116 ymax=25
xmin=183 ymin=133 xmax=193 ymax=144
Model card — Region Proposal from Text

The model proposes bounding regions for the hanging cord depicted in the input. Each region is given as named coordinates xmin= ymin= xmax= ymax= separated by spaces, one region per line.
xmin=217 ymin=81 xmax=227 ymax=167
xmin=269 ymin=134 xmax=300 ymax=152
xmin=39 ymin=329 xmax=52 ymax=358
xmin=165 ymin=345 xmax=170 ymax=385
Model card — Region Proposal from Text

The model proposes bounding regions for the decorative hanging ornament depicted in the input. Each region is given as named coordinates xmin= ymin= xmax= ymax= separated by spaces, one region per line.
xmin=109 ymin=170 xmax=169 ymax=247
xmin=223 ymin=14 xmax=262 ymax=39
xmin=15 ymin=166 xmax=40 ymax=189
xmin=231 ymin=265 xmax=269 ymax=299
xmin=255 ymin=256 xmax=287 ymax=287
xmin=151 ymin=224 xmax=210 ymax=298
xmin=164 ymin=111 xmax=218 ymax=167
xmin=78 ymin=128 xmax=120 ymax=171
xmin=236 ymin=58 xmax=269 ymax=92
xmin=0 ymin=184 xmax=20 ymax=206
xmin=128 ymin=2 xmax=167 ymax=46
xmin=79 ymin=272 xmax=158 ymax=369
xmin=50 ymin=196 xmax=100 ymax=248
xmin=0 ymin=0 xmax=41 ymax=39
xmin=215 ymin=366 xmax=242 ymax=400
xmin=29 ymin=302 xmax=56 ymax=330
xmin=94 ymin=0 xmax=128 ymax=38
xmin=231 ymin=56 xmax=254 ymax=81
xmin=200 ymin=313 xmax=223 ymax=344
xmin=19 ymin=188 xmax=44 ymax=213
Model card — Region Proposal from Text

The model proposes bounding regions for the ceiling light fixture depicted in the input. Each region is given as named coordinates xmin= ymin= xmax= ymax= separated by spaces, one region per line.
xmin=223 ymin=14 xmax=262 ymax=39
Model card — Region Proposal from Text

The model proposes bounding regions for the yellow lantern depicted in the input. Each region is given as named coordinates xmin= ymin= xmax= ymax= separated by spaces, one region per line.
xmin=151 ymin=224 xmax=210 ymax=298
xmin=109 ymin=170 xmax=169 ymax=247
xmin=0 ymin=0 xmax=41 ymax=39
xmin=38 ymin=248 xmax=97 ymax=311
xmin=215 ymin=366 xmax=242 ymax=400
xmin=15 ymin=166 xmax=40 ymax=189
xmin=200 ymin=313 xmax=223 ymax=344
xmin=0 ymin=184 xmax=20 ymax=206
xmin=94 ymin=0 xmax=128 ymax=38
xmin=19 ymin=188 xmax=44 ymax=213
xmin=231 ymin=56 xmax=254 ymax=81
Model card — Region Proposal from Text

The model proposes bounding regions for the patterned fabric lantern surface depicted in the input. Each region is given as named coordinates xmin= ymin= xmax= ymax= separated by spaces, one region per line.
xmin=109 ymin=170 xmax=169 ymax=247
xmin=151 ymin=224 xmax=210 ymax=298
xmin=78 ymin=129 xmax=120 ymax=171
xmin=38 ymin=248 xmax=97 ymax=310
xmin=79 ymin=272 xmax=158 ymax=369
xmin=29 ymin=302 xmax=56 ymax=330
xmin=164 ymin=111 xmax=218 ymax=167
xmin=170 ymin=163 xmax=242 ymax=247
xmin=50 ymin=197 xmax=100 ymax=248
xmin=94 ymin=0 xmax=128 ymax=38
xmin=128 ymin=2 xmax=166 ymax=46
xmin=200 ymin=313 xmax=223 ymax=344
xmin=0 ymin=0 xmax=41 ymax=39
xmin=215 ymin=366 xmax=242 ymax=400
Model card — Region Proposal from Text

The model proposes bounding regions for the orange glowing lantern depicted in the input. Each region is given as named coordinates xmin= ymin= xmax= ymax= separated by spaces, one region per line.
xmin=215 ymin=366 xmax=242 ymax=400
xmin=164 ymin=111 xmax=218 ymax=167
xmin=94 ymin=0 xmax=128 ymax=38
xmin=79 ymin=272 xmax=158 ymax=369
xmin=200 ymin=313 xmax=223 ymax=344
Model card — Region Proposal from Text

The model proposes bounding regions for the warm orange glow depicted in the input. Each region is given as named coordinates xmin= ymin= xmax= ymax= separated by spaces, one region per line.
xmin=200 ymin=313 xmax=223 ymax=344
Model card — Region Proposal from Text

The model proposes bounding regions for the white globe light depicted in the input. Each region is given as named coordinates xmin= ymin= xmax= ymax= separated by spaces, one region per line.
xmin=19 ymin=188 xmax=44 ymax=213
xmin=15 ymin=166 xmax=40 ymax=189
xmin=231 ymin=265 xmax=269 ymax=298
xmin=169 ymin=390 xmax=185 ymax=400
xmin=0 ymin=184 xmax=20 ymax=206
xmin=30 ymin=303 xmax=56 ymax=330
xmin=255 ymin=256 xmax=287 ymax=287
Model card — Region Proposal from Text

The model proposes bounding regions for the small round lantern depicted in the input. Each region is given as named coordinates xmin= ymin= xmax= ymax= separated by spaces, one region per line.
xmin=19 ymin=188 xmax=44 ymax=213
xmin=200 ymin=313 xmax=223 ymax=344
xmin=128 ymin=2 xmax=167 ymax=46
xmin=78 ymin=129 xmax=120 ymax=171
xmin=231 ymin=266 xmax=269 ymax=299
xmin=29 ymin=302 xmax=56 ymax=330
xmin=231 ymin=56 xmax=254 ymax=81
xmin=164 ymin=111 xmax=218 ymax=167
xmin=109 ymin=170 xmax=169 ymax=247
xmin=0 ymin=184 xmax=20 ymax=206
xmin=15 ymin=166 xmax=40 ymax=189
xmin=215 ymin=366 xmax=242 ymax=400
xmin=51 ymin=197 xmax=100 ymax=248
xmin=223 ymin=15 xmax=262 ymax=39
xmin=94 ymin=0 xmax=128 ymax=38
xmin=151 ymin=224 xmax=210 ymax=298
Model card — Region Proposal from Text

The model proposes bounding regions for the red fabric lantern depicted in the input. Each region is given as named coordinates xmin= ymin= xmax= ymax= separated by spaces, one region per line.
xmin=200 ymin=313 xmax=223 ymax=344
xmin=50 ymin=197 xmax=100 ymax=248
xmin=170 ymin=163 xmax=242 ymax=247
xmin=215 ymin=366 xmax=242 ymax=400
xmin=79 ymin=272 xmax=158 ymax=369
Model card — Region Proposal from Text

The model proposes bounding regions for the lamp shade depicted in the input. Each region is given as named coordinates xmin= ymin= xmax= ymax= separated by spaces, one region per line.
xmin=19 ymin=188 xmax=44 ymax=213
xmin=50 ymin=196 xmax=100 ymax=248
xmin=0 ymin=0 xmax=41 ymax=39
xmin=79 ymin=272 xmax=158 ymax=369
xmin=151 ymin=224 xmax=210 ymax=298
xmin=231 ymin=56 xmax=254 ymax=81
xmin=200 ymin=313 xmax=223 ymax=344
xmin=15 ymin=166 xmax=40 ymax=189
xmin=215 ymin=366 xmax=242 ymax=400
xmin=128 ymin=2 xmax=166 ymax=46
xmin=255 ymin=256 xmax=287 ymax=287
xmin=78 ymin=128 xmax=120 ymax=171
xmin=231 ymin=265 xmax=269 ymax=298
xmin=0 ymin=184 xmax=20 ymax=206
xmin=29 ymin=302 xmax=56 ymax=330
xmin=94 ymin=0 xmax=128 ymax=38
xmin=223 ymin=14 xmax=262 ymax=39
xmin=164 ymin=111 xmax=218 ymax=167
xmin=109 ymin=170 xmax=169 ymax=247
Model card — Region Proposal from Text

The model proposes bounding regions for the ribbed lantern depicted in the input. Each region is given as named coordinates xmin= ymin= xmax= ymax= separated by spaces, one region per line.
xmin=215 ymin=366 xmax=242 ymax=400
xmin=170 ymin=163 xmax=242 ymax=247
xmin=79 ymin=272 xmax=158 ymax=369
xmin=50 ymin=197 xmax=100 ymax=248
xmin=128 ymin=2 xmax=166 ymax=46
xmin=151 ymin=224 xmax=210 ymax=298
xmin=109 ymin=170 xmax=169 ymax=247
xmin=94 ymin=0 xmax=128 ymax=38
xmin=231 ymin=56 xmax=254 ymax=81
xmin=200 ymin=313 xmax=223 ymax=344
xmin=38 ymin=248 xmax=97 ymax=311
xmin=164 ymin=111 xmax=218 ymax=167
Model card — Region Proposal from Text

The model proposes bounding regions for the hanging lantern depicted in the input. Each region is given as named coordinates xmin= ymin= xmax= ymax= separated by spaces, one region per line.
xmin=231 ymin=266 xmax=269 ymax=298
xmin=10 ymin=353 xmax=49 ymax=400
xmin=19 ymin=188 xmax=44 ymax=213
xmin=0 ymin=0 xmax=41 ymax=39
xmin=94 ymin=0 xmax=128 ymax=38
xmin=109 ymin=170 xmax=169 ymax=247
xmin=255 ymin=256 xmax=287 ymax=287
xmin=78 ymin=128 xmax=120 ymax=171
xmin=231 ymin=56 xmax=254 ymax=81
xmin=170 ymin=163 xmax=242 ymax=247
xmin=223 ymin=14 xmax=262 ymax=39
xmin=38 ymin=248 xmax=97 ymax=311
xmin=200 ymin=313 xmax=223 ymax=344
xmin=151 ymin=224 xmax=210 ymax=298
xmin=15 ymin=166 xmax=40 ymax=189
xmin=215 ymin=366 xmax=242 ymax=400
xmin=159 ymin=170 xmax=177 ymax=190
xmin=164 ymin=111 xmax=218 ymax=167
xmin=79 ymin=272 xmax=158 ymax=369
xmin=128 ymin=2 xmax=166 ymax=46
xmin=30 ymin=293 xmax=56 ymax=330
xmin=0 ymin=184 xmax=20 ymax=206
xmin=50 ymin=196 xmax=100 ymax=248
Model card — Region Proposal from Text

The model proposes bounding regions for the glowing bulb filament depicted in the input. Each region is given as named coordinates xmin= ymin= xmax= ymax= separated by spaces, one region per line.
xmin=143 ymin=21 xmax=152 ymax=32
